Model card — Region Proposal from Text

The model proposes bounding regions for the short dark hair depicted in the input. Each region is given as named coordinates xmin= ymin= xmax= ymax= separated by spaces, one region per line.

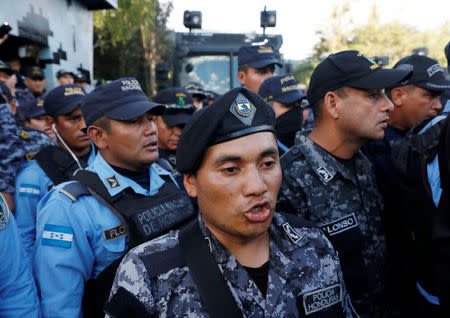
xmin=91 ymin=116 xmax=111 ymax=133
xmin=311 ymin=87 xmax=348 ymax=124
xmin=238 ymin=64 xmax=275 ymax=75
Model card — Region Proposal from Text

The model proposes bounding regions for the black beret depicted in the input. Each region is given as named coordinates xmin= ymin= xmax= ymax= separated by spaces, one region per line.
xmin=176 ymin=87 xmax=276 ymax=173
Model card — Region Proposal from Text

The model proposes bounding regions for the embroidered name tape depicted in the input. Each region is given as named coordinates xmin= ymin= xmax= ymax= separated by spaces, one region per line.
xmin=302 ymin=284 xmax=342 ymax=315
xmin=320 ymin=213 xmax=358 ymax=236
xmin=103 ymin=224 xmax=126 ymax=241
xmin=42 ymin=224 xmax=74 ymax=248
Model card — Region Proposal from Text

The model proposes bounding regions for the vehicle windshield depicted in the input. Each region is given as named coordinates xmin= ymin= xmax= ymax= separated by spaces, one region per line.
xmin=179 ymin=55 xmax=240 ymax=95
xmin=179 ymin=54 xmax=283 ymax=95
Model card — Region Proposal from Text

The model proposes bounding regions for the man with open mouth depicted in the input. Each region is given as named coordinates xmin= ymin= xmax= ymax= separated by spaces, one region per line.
xmin=106 ymin=87 xmax=354 ymax=317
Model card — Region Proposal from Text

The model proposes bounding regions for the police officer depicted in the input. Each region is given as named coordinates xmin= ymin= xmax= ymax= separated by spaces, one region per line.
xmin=237 ymin=44 xmax=282 ymax=93
xmin=363 ymin=55 xmax=450 ymax=317
xmin=15 ymin=84 xmax=94 ymax=259
xmin=33 ymin=78 xmax=195 ymax=317
xmin=184 ymin=81 xmax=206 ymax=110
xmin=74 ymin=71 xmax=88 ymax=90
xmin=106 ymin=87 xmax=354 ymax=318
xmin=278 ymin=50 xmax=411 ymax=317
xmin=56 ymin=68 xmax=75 ymax=85
xmin=152 ymin=87 xmax=195 ymax=186
xmin=0 ymin=81 xmax=52 ymax=211
xmin=0 ymin=193 xmax=40 ymax=317
xmin=17 ymin=98 xmax=55 ymax=141
xmin=258 ymin=74 xmax=307 ymax=154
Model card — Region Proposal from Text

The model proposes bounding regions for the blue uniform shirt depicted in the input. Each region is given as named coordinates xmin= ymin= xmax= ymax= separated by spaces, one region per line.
xmin=15 ymin=144 xmax=96 ymax=260
xmin=0 ymin=194 xmax=40 ymax=317
xmin=33 ymin=152 xmax=172 ymax=318
xmin=417 ymin=115 xmax=448 ymax=207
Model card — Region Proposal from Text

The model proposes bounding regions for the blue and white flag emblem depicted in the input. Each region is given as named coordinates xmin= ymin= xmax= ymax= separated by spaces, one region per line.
xmin=42 ymin=224 xmax=74 ymax=248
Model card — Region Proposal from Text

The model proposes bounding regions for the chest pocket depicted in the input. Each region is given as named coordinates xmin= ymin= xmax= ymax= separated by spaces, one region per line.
xmin=298 ymin=284 xmax=346 ymax=317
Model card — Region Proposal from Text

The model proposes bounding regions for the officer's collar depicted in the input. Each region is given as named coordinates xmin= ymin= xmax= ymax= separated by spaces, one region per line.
xmin=295 ymin=132 xmax=365 ymax=185
xmin=89 ymin=153 xmax=170 ymax=197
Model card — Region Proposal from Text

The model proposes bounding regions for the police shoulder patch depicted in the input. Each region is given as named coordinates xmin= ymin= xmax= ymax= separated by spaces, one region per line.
xmin=0 ymin=194 xmax=10 ymax=230
xmin=106 ymin=175 xmax=121 ymax=189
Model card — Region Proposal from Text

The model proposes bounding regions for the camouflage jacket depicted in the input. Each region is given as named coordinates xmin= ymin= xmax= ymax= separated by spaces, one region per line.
xmin=107 ymin=212 xmax=354 ymax=317
xmin=0 ymin=103 xmax=52 ymax=193
xmin=278 ymin=132 xmax=387 ymax=315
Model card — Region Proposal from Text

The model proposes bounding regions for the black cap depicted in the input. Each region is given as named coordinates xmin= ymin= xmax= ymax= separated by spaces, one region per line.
xmin=184 ymin=82 xmax=206 ymax=99
xmin=176 ymin=87 xmax=276 ymax=173
xmin=56 ymin=69 xmax=75 ymax=79
xmin=82 ymin=78 xmax=165 ymax=128
xmin=307 ymin=50 xmax=412 ymax=106
xmin=0 ymin=60 xmax=14 ymax=76
xmin=393 ymin=55 xmax=450 ymax=93
xmin=44 ymin=84 xmax=86 ymax=117
xmin=238 ymin=44 xmax=283 ymax=68
xmin=153 ymin=87 xmax=193 ymax=106
xmin=26 ymin=66 xmax=45 ymax=79
xmin=258 ymin=74 xmax=306 ymax=104
xmin=20 ymin=98 xmax=47 ymax=120
xmin=74 ymin=72 xmax=88 ymax=83
xmin=153 ymin=87 xmax=195 ymax=127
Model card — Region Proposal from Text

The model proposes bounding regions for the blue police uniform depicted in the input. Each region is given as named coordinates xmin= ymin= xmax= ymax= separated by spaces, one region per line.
xmin=15 ymin=145 xmax=96 ymax=260
xmin=0 ymin=194 xmax=40 ymax=317
xmin=33 ymin=152 xmax=173 ymax=317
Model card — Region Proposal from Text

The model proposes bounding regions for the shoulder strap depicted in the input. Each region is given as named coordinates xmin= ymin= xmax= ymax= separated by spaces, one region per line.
xmin=35 ymin=146 xmax=79 ymax=185
xmin=179 ymin=220 xmax=243 ymax=318
xmin=59 ymin=182 xmax=90 ymax=202
xmin=280 ymin=146 xmax=302 ymax=170
xmin=72 ymin=169 xmax=137 ymax=246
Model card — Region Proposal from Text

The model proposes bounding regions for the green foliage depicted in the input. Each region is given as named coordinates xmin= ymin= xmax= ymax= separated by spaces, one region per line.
xmin=294 ymin=1 xmax=450 ymax=86
xmin=93 ymin=0 xmax=173 ymax=95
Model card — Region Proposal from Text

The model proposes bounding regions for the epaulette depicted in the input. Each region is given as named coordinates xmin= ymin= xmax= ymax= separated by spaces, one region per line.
xmin=59 ymin=182 xmax=90 ymax=202
xmin=280 ymin=146 xmax=302 ymax=170
xmin=140 ymin=245 xmax=185 ymax=278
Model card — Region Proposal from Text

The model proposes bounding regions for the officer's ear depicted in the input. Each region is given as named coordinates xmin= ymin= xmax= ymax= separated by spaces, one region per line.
xmin=323 ymin=91 xmax=340 ymax=120
xmin=183 ymin=173 xmax=198 ymax=198
xmin=237 ymin=70 xmax=247 ymax=86
xmin=87 ymin=125 xmax=108 ymax=150
xmin=44 ymin=115 xmax=54 ymax=126
xmin=390 ymin=87 xmax=406 ymax=107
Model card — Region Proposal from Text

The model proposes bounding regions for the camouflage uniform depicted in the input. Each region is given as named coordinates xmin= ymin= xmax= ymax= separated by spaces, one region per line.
xmin=0 ymin=103 xmax=52 ymax=193
xmin=278 ymin=131 xmax=387 ymax=317
xmin=107 ymin=212 xmax=354 ymax=317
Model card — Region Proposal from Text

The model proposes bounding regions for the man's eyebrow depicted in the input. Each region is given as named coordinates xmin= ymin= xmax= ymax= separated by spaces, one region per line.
xmin=260 ymin=147 xmax=278 ymax=158
xmin=214 ymin=154 xmax=242 ymax=165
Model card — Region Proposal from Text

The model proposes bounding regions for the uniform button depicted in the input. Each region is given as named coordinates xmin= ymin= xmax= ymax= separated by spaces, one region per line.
xmin=292 ymin=148 xmax=300 ymax=155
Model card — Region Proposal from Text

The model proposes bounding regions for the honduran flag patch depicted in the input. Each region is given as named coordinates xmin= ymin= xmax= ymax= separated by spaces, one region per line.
xmin=42 ymin=224 xmax=74 ymax=248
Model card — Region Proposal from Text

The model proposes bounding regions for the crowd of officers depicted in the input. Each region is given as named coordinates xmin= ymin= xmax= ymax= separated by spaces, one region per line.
xmin=0 ymin=38 xmax=450 ymax=318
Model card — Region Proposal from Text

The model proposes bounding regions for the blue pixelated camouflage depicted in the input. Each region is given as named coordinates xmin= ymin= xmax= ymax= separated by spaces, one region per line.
xmin=0 ymin=103 xmax=52 ymax=193
xmin=278 ymin=131 xmax=387 ymax=316
xmin=107 ymin=213 xmax=354 ymax=317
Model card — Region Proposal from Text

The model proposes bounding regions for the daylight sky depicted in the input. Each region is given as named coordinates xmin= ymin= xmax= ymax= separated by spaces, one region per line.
xmin=163 ymin=0 xmax=450 ymax=61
